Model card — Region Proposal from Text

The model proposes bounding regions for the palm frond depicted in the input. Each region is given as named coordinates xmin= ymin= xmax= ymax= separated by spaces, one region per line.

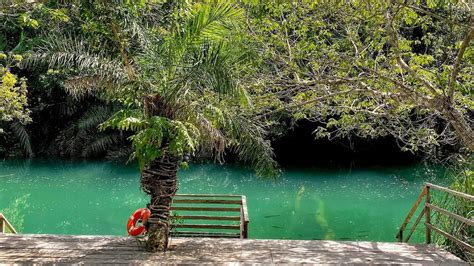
xmin=224 ymin=113 xmax=278 ymax=177
xmin=77 ymin=106 xmax=113 ymax=130
xmin=56 ymin=99 xmax=79 ymax=117
xmin=194 ymin=112 xmax=227 ymax=161
xmin=186 ymin=42 xmax=237 ymax=94
xmin=63 ymin=75 xmax=116 ymax=99
xmin=178 ymin=99 xmax=277 ymax=177
xmin=183 ymin=0 xmax=243 ymax=44
xmin=55 ymin=123 xmax=87 ymax=157
xmin=11 ymin=122 xmax=33 ymax=157
xmin=22 ymin=35 xmax=127 ymax=98
xmin=105 ymin=146 xmax=134 ymax=161
xmin=167 ymin=40 xmax=249 ymax=103
xmin=83 ymin=134 xmax=120 ymax=157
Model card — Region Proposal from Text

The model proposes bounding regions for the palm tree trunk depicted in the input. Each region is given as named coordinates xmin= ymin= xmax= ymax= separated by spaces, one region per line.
xmin=141 ymin=151 xmax=180 ymax=252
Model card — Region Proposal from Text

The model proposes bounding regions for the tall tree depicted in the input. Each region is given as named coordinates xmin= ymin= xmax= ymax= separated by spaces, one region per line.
xmin=25 ymin=0 xmax=276 ymax=251
xmin=247 ymin=0 xmax=473 ymax=154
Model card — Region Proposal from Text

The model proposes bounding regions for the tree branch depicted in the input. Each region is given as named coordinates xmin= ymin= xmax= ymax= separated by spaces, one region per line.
xmin=384 ymin=5 xmax=441 ymax=97
xmin=448 ymin=28 xmax=474 ymax=102
xmin=393 ymin=2 xmax=468 ymax=27
xmin=257 ymin=88 xmax=359 ymax=118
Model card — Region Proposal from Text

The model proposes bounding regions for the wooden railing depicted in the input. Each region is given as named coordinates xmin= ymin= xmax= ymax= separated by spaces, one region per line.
xmin=396 ymin=183 xmax=473 ymax=253
xmin=0 ymin=213 xmax=17 ymax=234
xmin=170 ymin=194 xmax=249 ymax=239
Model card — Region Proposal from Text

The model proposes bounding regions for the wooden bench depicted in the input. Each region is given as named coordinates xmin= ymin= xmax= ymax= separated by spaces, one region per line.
xmin=170 ymin=194 xmax=249 ymax=239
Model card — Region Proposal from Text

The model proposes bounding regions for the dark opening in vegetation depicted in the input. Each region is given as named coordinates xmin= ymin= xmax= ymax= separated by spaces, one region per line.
xmin=273 ymin=120 xmax=421 ymax=168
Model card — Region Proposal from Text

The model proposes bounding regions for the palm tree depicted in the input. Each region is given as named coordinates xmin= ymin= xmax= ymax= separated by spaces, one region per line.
xmin=24 ymin=1 xmax=277 ymax=251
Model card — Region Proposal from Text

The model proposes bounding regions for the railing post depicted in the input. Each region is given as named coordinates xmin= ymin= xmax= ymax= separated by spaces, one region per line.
xmin=240 ymin=195 xmax=249 ymax=239
xmin=243 ymin=220 xmax=249 ymax=239
xmin=425 ymin=185 xmax=431 ymax=244
xmin=397 ymin=230 xmax=403 ymax=242
xmin=240 ymin=204 xmax=243 ymax=239
xmin=398 ymin=182 xmax=473 ymax=250
xmin=0 ymin=213 xmax=4 ymax=233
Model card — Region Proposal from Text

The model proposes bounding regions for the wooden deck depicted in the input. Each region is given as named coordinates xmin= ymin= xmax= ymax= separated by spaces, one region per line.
xmin=0 ymin=234 xmax=466 ymax=264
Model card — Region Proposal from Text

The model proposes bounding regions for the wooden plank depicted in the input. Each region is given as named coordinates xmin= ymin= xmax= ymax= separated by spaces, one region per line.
xmin=0 ymin=248 xmax=453 ymax=259
xmin=172 ymin=231 xmax=240 ymax=236
xmin=174 ymin=215 xmax=240 ymax=221
xmin=357 ymin=241 xmax=450 ymax=253
xmin=267 ymin=240 xmax=360 ymax=253
xmin=0 ymin=234 xmax=134 ymax=243
xmin=271 ymin=252 xmax=456 ymax=264
xmin=426 ymin=203 xmax=474 ymax=226
xmin=172 ymin=199 xmax=242 ymax=204
xmin=174 ymin=194 xmax=242 ymax=198
xmin=0 ymin=234 xmax=466 ymax=264
xmin=0 ymin=233 xmax=124 ymax=239
xmin=171 ymin=206 xmax=240 ymax=212
xmin=0 ymin=258 xmax=266 ymax=265
xmin=172 ymin=231 xmax=240 ymax=238
xmin=404 ymin=208 xmax=425 ymax=243
xmin=174 ymin=224 xmax=240 ymax=230
xmin=425 ymin=183 xmax=474 ymax=201
xmin=0 ymin=244 xmax=145 ymax=252
xmin=425 ymin=223 xmax=473 ymax=253
xmin=0 ymin=238 xmax=238 ymax=252
xmin=0 ymin=249 xmax=453 ymax=260
xmin=396 ymin=187 xmax=426 ymax=241
xmin=0 ymin=252 xmax=238 ymax=261
xmin=0 ymin=256 xmax=251 ymax=264
xmin=0 ymin=247 xmax=149 ymax=255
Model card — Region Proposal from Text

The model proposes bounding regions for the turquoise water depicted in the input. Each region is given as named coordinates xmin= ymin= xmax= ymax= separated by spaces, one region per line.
xmin=0 ymin=160 xmax=444 ymax=242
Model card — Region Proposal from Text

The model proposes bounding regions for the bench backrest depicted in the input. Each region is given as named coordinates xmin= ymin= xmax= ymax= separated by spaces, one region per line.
xmin=170 ymin=194 xmax=249 ymax=239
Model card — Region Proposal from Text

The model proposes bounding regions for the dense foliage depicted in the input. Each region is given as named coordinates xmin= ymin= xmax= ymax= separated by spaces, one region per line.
xmin=433 ymin=155 xmax=473 ymax=261
xmin=1 ymin=0 xmax=472 ymax=162
xmin=1 ymin=0 xmax=472 ymax=256
xmin=0 ymin=0 xmax=474 ymax=162
xmin=246 ymin=0 xmax=473 ymax=154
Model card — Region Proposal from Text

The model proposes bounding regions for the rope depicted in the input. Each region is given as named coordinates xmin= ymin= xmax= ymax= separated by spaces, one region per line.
xmin=141 ymin=152 xmax=181 ymax=251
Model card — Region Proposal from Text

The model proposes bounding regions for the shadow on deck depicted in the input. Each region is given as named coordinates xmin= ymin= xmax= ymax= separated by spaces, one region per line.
xmin=0 ymin=234 xmax=466 ymax=264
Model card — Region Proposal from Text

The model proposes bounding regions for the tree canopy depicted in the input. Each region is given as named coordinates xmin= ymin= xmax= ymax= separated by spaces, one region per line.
xmin=246 ymin=0 xmax=473 ymax=153
xmin=1 ymin=0 xmax=472 ymax=162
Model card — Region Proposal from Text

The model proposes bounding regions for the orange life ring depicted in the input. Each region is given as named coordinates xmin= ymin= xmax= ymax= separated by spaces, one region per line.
xmin=126 ymin=208 xmax=151 ymax=236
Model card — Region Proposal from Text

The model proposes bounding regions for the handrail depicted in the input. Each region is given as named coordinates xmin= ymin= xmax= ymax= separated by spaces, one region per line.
xmin=396 ymin=183 xmax=473 ymax=253
xmin=396 ymin=187 xmax=427 ymax=240
xmin=425 ymin=183 xmax=474 ymax=201
xmin=0 ymin=213 xmax=17 ymax=234
xmin=403 ymin=208 xmax=426 ymax=243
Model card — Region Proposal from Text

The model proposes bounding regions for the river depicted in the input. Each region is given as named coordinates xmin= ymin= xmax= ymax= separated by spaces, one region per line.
xmin=0 ymin=160 xmax=445 ymax=242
